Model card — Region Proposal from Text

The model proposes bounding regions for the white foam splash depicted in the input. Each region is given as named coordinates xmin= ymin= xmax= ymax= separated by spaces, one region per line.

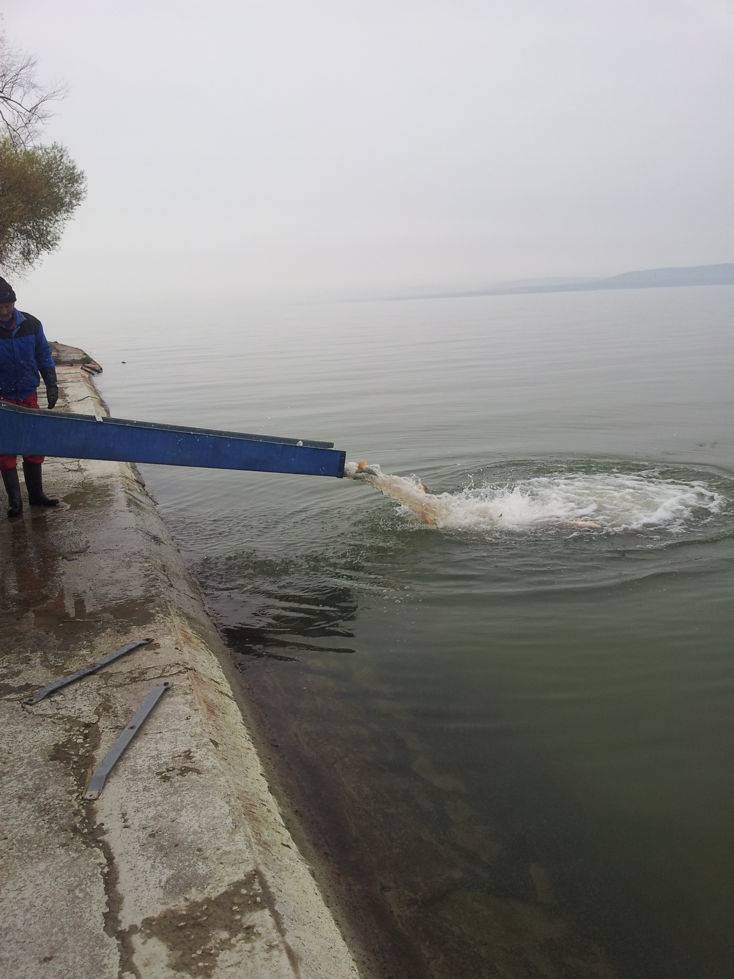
xmin=345 ymin=462 xmax=725 ymax=533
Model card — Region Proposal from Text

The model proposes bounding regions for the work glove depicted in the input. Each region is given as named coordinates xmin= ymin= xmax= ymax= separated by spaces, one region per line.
xmin=40 ymin=367 xmax=59 ymax=409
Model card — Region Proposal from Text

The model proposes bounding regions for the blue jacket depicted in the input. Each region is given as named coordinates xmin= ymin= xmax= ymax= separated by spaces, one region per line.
xmin=0 ymin=309 xmax=56 ymax=399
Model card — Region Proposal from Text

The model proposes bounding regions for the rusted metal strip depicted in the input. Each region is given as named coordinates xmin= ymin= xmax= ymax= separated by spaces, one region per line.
xmin=84 ymin=682 xmax=170 ymax=800
xmin=26 ymin=639 xmax=153 ymax=704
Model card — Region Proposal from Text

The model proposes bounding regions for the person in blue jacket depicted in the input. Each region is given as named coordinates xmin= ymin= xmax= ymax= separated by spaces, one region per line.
xmin=0 ymin=276 xmax=60 ymax=519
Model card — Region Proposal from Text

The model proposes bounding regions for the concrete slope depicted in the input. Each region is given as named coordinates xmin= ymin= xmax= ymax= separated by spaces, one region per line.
xmin=0 ymin=365 xmax=360 ymax=979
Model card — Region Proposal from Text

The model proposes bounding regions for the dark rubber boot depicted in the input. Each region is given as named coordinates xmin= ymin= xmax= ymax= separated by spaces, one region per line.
xmin=22 ymin=461 xmax=59 ymax=508
xmin=1 ymin=468 xmax=23 ymax=519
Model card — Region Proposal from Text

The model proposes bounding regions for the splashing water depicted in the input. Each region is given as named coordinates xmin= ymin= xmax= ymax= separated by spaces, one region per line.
xmin=345 ymin=461 xmax=725 ymax=534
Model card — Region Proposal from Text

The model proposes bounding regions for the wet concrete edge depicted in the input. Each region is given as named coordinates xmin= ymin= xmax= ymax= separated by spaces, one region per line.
xmin=0 ymin=356 xmax=361 ymax=979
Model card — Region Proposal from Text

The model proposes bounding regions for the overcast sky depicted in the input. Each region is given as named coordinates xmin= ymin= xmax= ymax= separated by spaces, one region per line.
xmin=3 ymin=0 xmax=734 ymax=306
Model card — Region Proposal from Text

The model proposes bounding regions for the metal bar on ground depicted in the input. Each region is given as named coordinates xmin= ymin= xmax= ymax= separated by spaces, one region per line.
xmin=84 ymin=682 xmax=170 ymax=800
xmin=26 ymin=639 xmax=153 ymax=704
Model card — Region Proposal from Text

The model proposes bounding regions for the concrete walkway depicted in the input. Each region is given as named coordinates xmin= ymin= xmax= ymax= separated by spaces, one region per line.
xmin=0 ymin=360 xmax=360 ymax=979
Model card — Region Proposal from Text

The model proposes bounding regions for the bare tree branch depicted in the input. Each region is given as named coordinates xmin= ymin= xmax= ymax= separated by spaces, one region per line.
xmin=0 ymin=34 xmax=66 ymax=147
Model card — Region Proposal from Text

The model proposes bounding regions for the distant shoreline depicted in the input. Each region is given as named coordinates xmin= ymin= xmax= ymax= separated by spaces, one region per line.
xmin=387 ymin=262 xmax=734 ymax=302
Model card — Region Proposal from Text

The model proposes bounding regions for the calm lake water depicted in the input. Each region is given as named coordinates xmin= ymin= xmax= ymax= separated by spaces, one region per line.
xmin=75 ymin=285 xmax=734 ymax=977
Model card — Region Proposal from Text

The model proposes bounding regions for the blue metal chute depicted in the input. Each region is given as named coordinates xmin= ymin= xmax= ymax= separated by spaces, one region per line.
xmin=0 ymin=403 xmax=346 ymax=478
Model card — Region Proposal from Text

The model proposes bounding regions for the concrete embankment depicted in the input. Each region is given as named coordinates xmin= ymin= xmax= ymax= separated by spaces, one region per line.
xmin=0 ymin=352 xmax=360 ymax=979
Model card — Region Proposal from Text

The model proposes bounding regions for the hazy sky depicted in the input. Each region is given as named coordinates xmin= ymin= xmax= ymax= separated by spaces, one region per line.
xmin=3 ymin=0 xmax=734 ymax=305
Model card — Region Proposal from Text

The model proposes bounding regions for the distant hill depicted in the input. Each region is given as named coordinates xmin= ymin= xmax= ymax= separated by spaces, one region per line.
xmin=593 ymin=264 xmax=734 ymax=290
xmin=398 ymin=263 xmax=734 ymax=301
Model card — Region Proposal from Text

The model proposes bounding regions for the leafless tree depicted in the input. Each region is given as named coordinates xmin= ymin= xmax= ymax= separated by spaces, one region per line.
xmin=0 ymin=33 xmax=64 ymax=147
